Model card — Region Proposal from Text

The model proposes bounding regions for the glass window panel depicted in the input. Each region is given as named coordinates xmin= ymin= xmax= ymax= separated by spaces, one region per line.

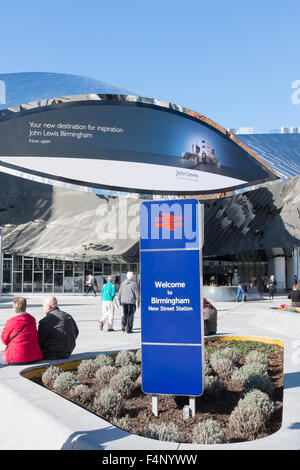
xmin=33 ymin=272 xmax=43 ymax=292
xmin=2 ymin=284 xmax=11 ymax=293
xmin=104 ymin=264 xmax=112 ymax=275
xmin=112 ymin=263 xmax=121 ymax=273
xmin=44 ymin=270 xmax=53 ymax=284
xmin=34 ymin=258 xmax=44 ymax=271
xmin=13 ymin=272 xmax=22 ymax=292
xmin=64 ymin=261 xmax=73 ymax=272
xmin=74 ymin=262 xmax=84 ymax=272
xmin=3 ymin=260 xmax=12 ymax=284
xmin=129 ymin=264 xmax=137 ymax=273
xmin=24 ymin=259 xmax=33 ymax=283
xmin=54 ymin=272 xmax=63 ymax=292
xmin=54 ymin=260 xmax=63 ymax=271
xmin=121 ymin=264 xmax=129 ymax=273
xmin=13 ymin=255 xmax=23 ymax=271
xmin=44 ymin=284 xmax=53 ymax=293
xmin=3 ymin=254 xmax=12 ymax=259
xmin=44 ymin=259 xmax=54 ymax=271
xmin=64 ymin=274 xmax=74 ymax=293
xmin=93 ymin=262 xmax=103 ymax=273
xmin=23 ymin=284 xmax=33 ymax=293
xmin=74 ymin=273 xmax=84 ymax=293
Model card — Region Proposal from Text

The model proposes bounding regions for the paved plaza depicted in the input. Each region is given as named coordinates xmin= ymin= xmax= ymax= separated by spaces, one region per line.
xmin=0 ymin=293 xmax=299 ymax=450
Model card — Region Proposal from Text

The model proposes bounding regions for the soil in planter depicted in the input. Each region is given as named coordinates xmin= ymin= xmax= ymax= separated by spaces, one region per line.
xmin=32 ymin=340 xmax=284 ymax=444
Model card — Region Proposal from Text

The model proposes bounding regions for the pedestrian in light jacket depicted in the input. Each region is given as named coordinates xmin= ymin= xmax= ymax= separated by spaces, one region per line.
xmin=119 ymin=272 xmax=139 ymax=334
xmin=99 ymin=276 xmax=116 ymax=331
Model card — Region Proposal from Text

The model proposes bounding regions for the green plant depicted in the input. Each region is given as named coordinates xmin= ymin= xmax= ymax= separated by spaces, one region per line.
xmin=69 ymin=384 xmax=95 ymax=405
xmin=228 ymin=406 xmax=266 ymax=439
xmin=77 ymin=359 xmax=100 ymax=381
xmin=140 ymin=422 xmax=181 ymax=442
xmin=94 ymin=353 xmax=115 ymax=368
xmin=191 ymin=419 xmax=226 ymax=444
xmin=41 ymin=366 xmax=62 ymax=388
xmin=115 ymin=350 xmax=136 ymax=367
xmin=94 ymin=388 xmax=124 ymax=418
xmin=95 ymin=365 xmax=116 ymax=387
xmin=53 ymin=371 xmax=80 ymax=393
xmin=238 ymin=389 xmax=275 ymax=418
xmin=109 ymin=372 xmax=135 ymax=398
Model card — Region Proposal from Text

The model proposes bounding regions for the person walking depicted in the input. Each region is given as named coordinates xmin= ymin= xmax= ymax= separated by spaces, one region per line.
xmin=38 ymin=296 xmax=79 ymax=360
xmin=85 ymin=273 xmax=97 ymax=296
xmin=119 ymin=272 xmax=139 ymax=334
xmin=267 ymin=275 xmax=277 ymax=299
xmin=236 ymin=281 xmax=252 ymax=302
xmin=99 ymin=276 xmax=116 ymax=332
xmin=1 ymin=297 xmax=43 ymax=365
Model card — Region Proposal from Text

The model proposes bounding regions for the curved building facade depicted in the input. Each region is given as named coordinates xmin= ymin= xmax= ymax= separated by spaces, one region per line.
xmin=0 ymin=72 xmax=298 ymax=295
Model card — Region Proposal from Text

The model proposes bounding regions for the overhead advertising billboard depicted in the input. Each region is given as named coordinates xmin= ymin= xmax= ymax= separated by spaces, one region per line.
xmin=0 ymin=96 xmax=277 ymax=194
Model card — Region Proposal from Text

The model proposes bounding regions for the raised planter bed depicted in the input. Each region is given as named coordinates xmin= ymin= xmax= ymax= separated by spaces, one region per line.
xmin=25 ymin=336 xmax=284 ymax=445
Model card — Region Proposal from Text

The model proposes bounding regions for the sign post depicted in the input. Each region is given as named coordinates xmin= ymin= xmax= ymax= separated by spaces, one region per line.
xmin=140 ymin=199 xmax=204 ymax=413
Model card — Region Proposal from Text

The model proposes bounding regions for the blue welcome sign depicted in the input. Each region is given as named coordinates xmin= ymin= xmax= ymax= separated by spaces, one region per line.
xmin=140 ymin=198 xmax=204 ymax=396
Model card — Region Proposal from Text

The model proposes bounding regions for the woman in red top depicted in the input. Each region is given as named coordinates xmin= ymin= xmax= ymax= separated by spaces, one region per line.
xmin=1 ymin=297 xmax=43 ymax=365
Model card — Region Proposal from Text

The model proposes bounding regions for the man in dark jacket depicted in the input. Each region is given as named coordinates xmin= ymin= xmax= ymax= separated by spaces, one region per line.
xmin=38 ymin=296 xmax=79 ymax=360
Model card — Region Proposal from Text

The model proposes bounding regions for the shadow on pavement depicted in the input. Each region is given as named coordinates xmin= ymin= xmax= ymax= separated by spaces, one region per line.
xmin=61 ymin=425 xmax=130 ymax=450
xmin=284 ymin=371 xmax=300 ymax=389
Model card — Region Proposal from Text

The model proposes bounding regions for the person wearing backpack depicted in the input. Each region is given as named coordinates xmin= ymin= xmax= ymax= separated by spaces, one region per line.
xmin=99 ymin=276 xmax=116 ymax=332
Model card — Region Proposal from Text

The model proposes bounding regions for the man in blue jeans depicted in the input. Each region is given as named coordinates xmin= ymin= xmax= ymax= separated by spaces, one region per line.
xmin=236 ymin=282 xmax=252 ymax=302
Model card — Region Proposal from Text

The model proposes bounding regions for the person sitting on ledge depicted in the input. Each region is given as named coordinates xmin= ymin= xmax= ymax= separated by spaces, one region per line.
xmin=203 ymin=297 xmax=217 ymax=336
xmin=1 ymin=297 xmax=43 ymax=365
xmin=38 ymin=296 xmax=79 ymax=360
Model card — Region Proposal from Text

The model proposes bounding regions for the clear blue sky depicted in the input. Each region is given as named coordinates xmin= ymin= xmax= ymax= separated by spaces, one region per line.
xmin=1 ymin=0 xmax=300 ymax=130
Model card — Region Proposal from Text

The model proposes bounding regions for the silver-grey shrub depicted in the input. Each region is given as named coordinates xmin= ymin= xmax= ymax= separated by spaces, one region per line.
xmin=204 ymin=375 xmax=225 ymax=396
xmin=231 ymin=363 xmax=268 ymax=388
xmin=245 ymin=350 xmax=268 ymax=368
xmin=135 ymin=349 xmax=142 ymax=364
xmin=228 ymin=406 xmax=266 ymax=439
xmin=115 ymin=350 xmax=136 ymax=367
xmin=94 ymin=388 xmax=124 ymax=418
xmin=41 ymin=366 xmax=62 ymax=388
xmin=53 ymin=371 xmax=80 ymax=393
xmin=211 ymin=357 xmax=234 ymax=380
xmin=109 ymin=372 xmax=135 ymax=398
xmin=77 ymin=359 xmax=100 ymax=381
xmin=191 ymin=419 xmax=226 ymax=444
xmin=94 ymin=353 xmax=114 ymax=368
xmin=140 ymin=422 xmax=181 ymax=442
xmin=95 ymin=365 xmax=116 ymax=387
xmin=118 ymin=364 xmax=140 ymax=381
xmin=244 ymin=374 xmax=275 ymax=396
xmin=221 ymin=347 xmax=242 ymax=366
xmin=69 ymin=384 xmax=95 ymax=405
xmin=237 ymin=389 xmax=275 ymax=418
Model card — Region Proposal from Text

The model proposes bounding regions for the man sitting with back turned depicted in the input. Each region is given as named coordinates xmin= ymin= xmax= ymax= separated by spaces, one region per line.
xmin=38 ymin=296 xmax=79 ymax=360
